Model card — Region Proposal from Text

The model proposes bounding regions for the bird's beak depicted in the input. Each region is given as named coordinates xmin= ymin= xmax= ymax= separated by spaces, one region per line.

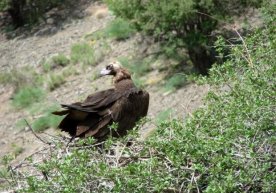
xmin=100 ymin=68 xmax=112 ymax=76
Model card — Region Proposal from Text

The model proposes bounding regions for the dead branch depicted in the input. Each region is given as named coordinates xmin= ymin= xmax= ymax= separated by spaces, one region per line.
xmin=24 ymin=119 xmax=51 ymax=145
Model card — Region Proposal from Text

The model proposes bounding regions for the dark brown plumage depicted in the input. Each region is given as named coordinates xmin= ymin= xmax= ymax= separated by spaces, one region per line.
xmin=53 ymin=61 xmax=149 ymax=141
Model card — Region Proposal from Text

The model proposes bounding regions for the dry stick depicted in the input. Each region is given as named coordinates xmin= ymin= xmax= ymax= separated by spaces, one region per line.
xmin=189 ymin=172 xmax=200 ymax=193
xmin=42 ymin=131 xmax=65 ymax=141
xmin=8 ymin=165 xmax=20 ymax=188
xmin=24 ymin=119 xmax=51 ymax=145
xmin=233 ymin=27 xmax=254 ymax=67
xmin=223 ymin=37 xmax=253 ymax=67
xmin=193 ymin=172 xmax=200 ymax=193
xmin=115 ymin=143 xmax=127 ymax=167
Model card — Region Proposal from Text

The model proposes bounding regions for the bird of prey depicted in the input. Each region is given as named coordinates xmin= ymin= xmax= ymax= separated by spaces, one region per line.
xmin=53 ymin=61 xmax=149 ymax=141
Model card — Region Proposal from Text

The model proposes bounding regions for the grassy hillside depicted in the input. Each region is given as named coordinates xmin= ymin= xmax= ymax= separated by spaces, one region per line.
xmin=1 ymin=4 xmax=274 ymax=192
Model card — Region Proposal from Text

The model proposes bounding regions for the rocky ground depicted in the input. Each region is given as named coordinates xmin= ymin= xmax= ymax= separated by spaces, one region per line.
xmin=0 ymin=1 xmax=209 ymax=166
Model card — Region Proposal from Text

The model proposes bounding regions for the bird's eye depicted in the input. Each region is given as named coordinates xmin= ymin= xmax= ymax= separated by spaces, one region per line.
xmin=106 ymin=64 xmax=113 ymax=70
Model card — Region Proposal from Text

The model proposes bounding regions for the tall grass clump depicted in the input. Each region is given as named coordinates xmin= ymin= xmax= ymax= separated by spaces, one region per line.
xmin=41 ymin=54 xmax=70 ymax=73
xmin=46 ymin=73 xmax=66 ymax=91
xmin=71 ymin=42 xmax=95 ymax=66
xmin=51 ymin=54 xmax=70 ymax=67
xmin=0 ymin=67 xmax=38 ymax=91
xmin=12 ymin=86 xmax=45 ymax=108
xmin=31 ymin=105 xmax=63 ymax=132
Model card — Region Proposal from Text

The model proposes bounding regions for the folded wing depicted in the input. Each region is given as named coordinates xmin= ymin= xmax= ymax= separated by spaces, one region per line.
xmin=53 ymin=88 xmax=149 ymax=140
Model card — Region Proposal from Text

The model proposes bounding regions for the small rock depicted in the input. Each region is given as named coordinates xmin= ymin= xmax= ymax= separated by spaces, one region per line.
xmin=50 ymin=27 xmax=58 ymax=34
xmin=34 ymin=26 xmax=56 ymax=36
xmin=94 ymin=9 xmax=109 ymax=19
xmin=25 ymin=126 xmax=29 ymax=132
xmin=46 ymin=18 xmax=55 ymax=25
xmin=73 ymin=10 xmax=85 ymax=19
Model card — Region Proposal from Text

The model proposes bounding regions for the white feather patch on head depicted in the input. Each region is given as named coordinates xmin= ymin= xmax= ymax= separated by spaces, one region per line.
xmin=110 ymin=61 xmax=122 ymax=69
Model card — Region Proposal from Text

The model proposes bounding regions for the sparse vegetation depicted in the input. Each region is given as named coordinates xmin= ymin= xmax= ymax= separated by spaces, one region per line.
xmin=85 ymin=18 xmax=136 ymax=41
xmin=12 ymin=86 xmax=45 ymax=108
xmin=155 ymin=108 xmax=173 ymax=124
xmin=11 ymin=143 xmax=24 ymax=157
xmin=32 ymin=105 xmax=63 ymax=132
xmin=41 ymin=61 xmax=52 ymax=72
xmin=46 ymin=73 xmax=66 ymax=91
xmin=51 ymin=54 xmax=70 ymax=67
xmin=105 ymin=18 xmax=136 ymax=40
xmin=164 ymin=74 xmax=187 ymax=92
xmin=0 ymin=67 xmax=38 ymax=91
xmin=71 ymin=42 xmax=95 ymax=66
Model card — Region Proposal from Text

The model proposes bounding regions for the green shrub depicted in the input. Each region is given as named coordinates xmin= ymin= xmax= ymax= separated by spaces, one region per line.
xmin=164 ymin=74 xmax=187 ymax=92
xmin=12 ymin=86 xmax=45 ymax=108
xmin=41 ymin=61 xmax=51 ymax=72
xmin=41 ymin=54 xmax=70 ymax=73
xmin=155 ymin=108 xmax=173 ymax=124
xmin=0 ymin=67 xmax=38 ymax=91
xmin=32 ymin=113 xmax=61 ymax=132
xmin=71 ymin=42 xmax=95 ymax=66
xmin=51 ymin=54 xmax=70 ymax=67
xmin=105 ymin=18 xmax=136 ymax=40
xmin=104 ymin=0 xmax=264 ymax=74
xmin=32 ymin=105 xmax=63 ymax=132
xmin=46 ymin=73 xmax=66 ymax=91
xmin=118 ymin=57 xmax=151 ymax=76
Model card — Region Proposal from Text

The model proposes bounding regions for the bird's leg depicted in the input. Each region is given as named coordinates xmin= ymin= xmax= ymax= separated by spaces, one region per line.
xmin=66 ymin=136 xmax=75 ymax=147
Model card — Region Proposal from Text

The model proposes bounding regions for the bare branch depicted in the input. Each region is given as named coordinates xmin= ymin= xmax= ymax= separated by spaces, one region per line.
xmin=24 ymin=119 xmax=51 ymax=145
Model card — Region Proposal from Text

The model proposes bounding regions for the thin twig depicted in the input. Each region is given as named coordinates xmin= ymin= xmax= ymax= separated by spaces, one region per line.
xmin=233 ymin=27 xmax=253 ymax=67
xmin=193 ymin=172 xmax=200 ymax=193
xmin=24 ymin=119 xmax=51 ymax=145
xmin=105 ymin=155 xmax=150 ymax=159
xmin=68 ymin=141 xmax=105 ymax=149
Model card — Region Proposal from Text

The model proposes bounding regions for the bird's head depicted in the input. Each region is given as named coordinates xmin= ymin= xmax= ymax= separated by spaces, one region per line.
xmin=100 ymin=61 xmax=122 ymax=76
xmin=100 ymin=61 xmax=131 ymax=83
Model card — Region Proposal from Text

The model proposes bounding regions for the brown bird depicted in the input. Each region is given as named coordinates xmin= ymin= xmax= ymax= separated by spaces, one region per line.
xmin=53 ymin=61 xmax=149 ymax=141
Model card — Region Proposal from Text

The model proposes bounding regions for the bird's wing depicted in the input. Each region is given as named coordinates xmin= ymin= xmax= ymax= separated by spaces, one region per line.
xmin=140 ymin=90 xmax=150 ymax=117
xmin=53 ymin=87 xmax=149 ymax=139
xmin=81 ymin=88 xmax=147 ymax=139
xmin=56 ymin=89 xmax=129 ymax=138
xmin=82 ymin=89 xmax=115 ymax=106
xmin=108 ymin=88 xmax=149 ymax=121
xmin=59 ymin=89 xmax=123 ymax=113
